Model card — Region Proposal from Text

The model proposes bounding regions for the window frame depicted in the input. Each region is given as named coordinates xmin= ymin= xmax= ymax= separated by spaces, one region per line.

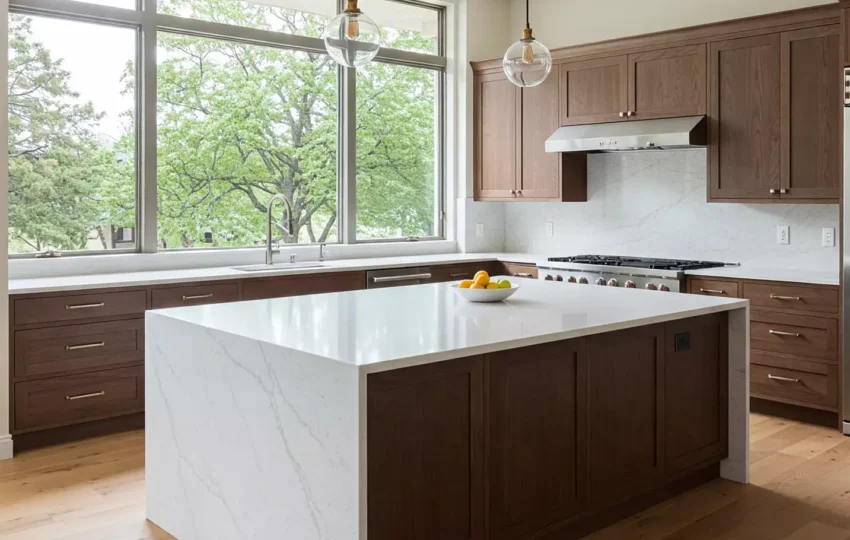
xmin=7 ymin=0 xmax=446 ymax=258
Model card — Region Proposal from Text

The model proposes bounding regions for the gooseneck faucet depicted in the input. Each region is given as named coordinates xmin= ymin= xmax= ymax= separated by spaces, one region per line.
xmin=266 ymin=194 xmax=295 ymax=265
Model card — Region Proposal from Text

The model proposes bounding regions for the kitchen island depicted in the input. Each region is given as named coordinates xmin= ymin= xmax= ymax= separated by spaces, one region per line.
xmin=145 ymin=279 xmax=749 ymax=540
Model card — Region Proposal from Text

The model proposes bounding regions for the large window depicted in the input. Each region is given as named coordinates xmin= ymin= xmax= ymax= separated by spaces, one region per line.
xmin=7 ymin=0 xmax=445 ymax=256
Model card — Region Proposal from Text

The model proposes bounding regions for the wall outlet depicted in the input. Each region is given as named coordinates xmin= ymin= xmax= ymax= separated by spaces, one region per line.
xmin=776 ymin=225 xmax=790 ymax=245
xmin=546 ymin=222 xmax=554 ymax=237
xmin=476 ymin=223 xmax=484 ymax=238
xmin=823 ymin=227 xmax=836 ymax=248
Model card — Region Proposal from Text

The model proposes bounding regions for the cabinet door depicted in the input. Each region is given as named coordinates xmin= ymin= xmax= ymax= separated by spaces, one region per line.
xmin=586 ymin=325 xmax=663 ymax=508
xmin=709 ymin=34 xmax=782 ymax=201
xmin=628 ymin=44 xmax=707 ymax=120
xmin=665 ymin=314 xmax=728 ymax=476
xmin=367 ymin=357 xmax=483 ymax=540
xmin=560 ymin=55 xmax=628 ymax=126
xmin=486 ymin=340 xmax=585 ymax=540
xmin=780 ymin=25 xmax=841 ymax=201
xmin=843 ymin=5 xmax=850 ymax=67
xmin=519 ymin=64 xmax=561 ymax=200
xmin=475 ymin=71 xmax=520 ymax=200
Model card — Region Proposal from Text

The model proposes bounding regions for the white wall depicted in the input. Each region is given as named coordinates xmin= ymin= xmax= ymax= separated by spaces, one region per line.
xmin=505 ymin=151 xmax=839 ymax=271
xmin=509 ymin=0 xmax=835 ymax=50
xmin=0 ymin=0 xmax=11 ymax=460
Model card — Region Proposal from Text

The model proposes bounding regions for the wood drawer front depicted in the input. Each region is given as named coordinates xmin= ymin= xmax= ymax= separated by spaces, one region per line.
xmin=242 ymin=272 xmax=365 ymax=301
xmin=14 ymin=319 xmax=144 ymax=378
xmin=430 ymin=263 xmax=497 ymax=283
xmin=14 ymin=290 xmax=146 ymax=326
xmin=500 ymin=262 xmax=538 ymax=279
xmin=688 ymin=278 xmax=739 ymax=298
xmin=742 ymin=282 xmax=838 ymax=314
xmin=14 ymin=366 xmax=144 ymax=433
xmin=151 ymin=282 xmax=239 ymax=309
xmin=750 ymin=355 xmax=837 ymax=410
xmin=750 ymin=311 xmax=838 ymax=361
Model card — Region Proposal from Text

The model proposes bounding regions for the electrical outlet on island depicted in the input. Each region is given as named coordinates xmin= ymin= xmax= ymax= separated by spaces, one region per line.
xmin=776 ymin=225 xmax=790 ymax=245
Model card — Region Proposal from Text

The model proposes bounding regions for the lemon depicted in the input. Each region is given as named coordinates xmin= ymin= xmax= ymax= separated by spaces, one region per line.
xmin=473 ymin=270 xmax=489 ymax=283
xmin=459 ymin=279 xmax=474 ymax=289
xmin=486 ymin=283 xmax=499 ymax=289
xmin=498 ymin=279 xmax=512 ymax=289
xmin=471 ymin=283 xmax=486 ymax=289
xmin=473 ymin=274 xmax=489 ymax=288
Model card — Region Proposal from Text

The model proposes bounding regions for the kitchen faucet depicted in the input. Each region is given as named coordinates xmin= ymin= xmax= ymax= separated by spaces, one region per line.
xmin=266 ymin=194 xmax=295 ymax=265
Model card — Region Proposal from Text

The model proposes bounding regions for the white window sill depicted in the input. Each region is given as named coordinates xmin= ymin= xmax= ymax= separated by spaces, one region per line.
xmin=9 ymin=240 xmax=459 ymax=280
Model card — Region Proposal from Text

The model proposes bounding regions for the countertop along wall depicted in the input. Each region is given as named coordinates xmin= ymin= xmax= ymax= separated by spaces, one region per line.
xmin=504 ymin=150 xmax=840 ymax=271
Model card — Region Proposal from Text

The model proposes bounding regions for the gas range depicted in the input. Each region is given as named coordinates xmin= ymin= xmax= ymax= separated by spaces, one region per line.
xmin=538 ymin=255 xmax=734 ymax=293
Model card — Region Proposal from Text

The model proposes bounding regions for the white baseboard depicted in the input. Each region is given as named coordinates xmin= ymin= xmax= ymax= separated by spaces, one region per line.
xmin=0 ymin=435 xmax=12 ymax=460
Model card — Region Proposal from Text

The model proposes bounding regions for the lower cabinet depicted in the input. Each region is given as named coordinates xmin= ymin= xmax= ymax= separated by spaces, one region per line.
xmin=241 ymin=271 xmax=366 ymax=300
xmin=366 ymin=314 xmax=728 ymax=540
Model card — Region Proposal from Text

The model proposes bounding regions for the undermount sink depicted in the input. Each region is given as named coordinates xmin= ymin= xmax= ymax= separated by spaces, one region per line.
xmin=231 ymin=262 xmax=327 ymax=272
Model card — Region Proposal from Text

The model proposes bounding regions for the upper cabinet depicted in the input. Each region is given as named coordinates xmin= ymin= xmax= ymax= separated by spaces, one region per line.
xmin=709 ymin=27 xmax=840 ymax=202
xmin=474 ymin=65 xmax=587 ymax=202
xmin=628 ymin=44 xmax=707 ymax=120
xmin=560 ymin=56 xmax=629 ymax=125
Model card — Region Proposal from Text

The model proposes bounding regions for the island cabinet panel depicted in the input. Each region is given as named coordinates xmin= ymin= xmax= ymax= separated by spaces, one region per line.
xmin=628 ymin=44 xmax=707 ymax=120
xmin=585 ymin=325 xmax=664 ymax=508
xmin=485 ymin=340 xmax=586 ymax=540
xmin=240 ymin=271 xmax=365 ymax=301
xmin=709 ymin=34 xmax=782 ymax=201
xmin=664 ymin=314 xmax=728 ymax=475
xmin=367 ymin=357 xmax=484 ymax=540
xmin=559 ymin=55 xmax=629 ymax=126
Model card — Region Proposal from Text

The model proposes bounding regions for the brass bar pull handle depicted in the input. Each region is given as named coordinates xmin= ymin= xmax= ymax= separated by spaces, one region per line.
xmin=769 ymin=189 xmax=778 ymax=194
xmin=65 ymin=342 xmax=105 ymax=351
xmin=770 ymin=294 xmax=802 ymax=301
xmin=450 ymin=273 xmax=470 ymax=278
xmin=372 ymin=273 xmax=432 ymax=284
xmin=65 ymin=391 xmax=106 ymax=401
xmin=768 ymin=374 xmax=800 ymax=383
xmin=65 ymin=302 xmax=105 ymax=310
xmin=514 ymin=273 xmax=534 ymax=278
xmin=700 ymin=288 xmax=726 ymax=295
xmin=769 ymin=330 xmax=801 ymax=337
xmin=183 ymin=294 xmax=214 ymax=301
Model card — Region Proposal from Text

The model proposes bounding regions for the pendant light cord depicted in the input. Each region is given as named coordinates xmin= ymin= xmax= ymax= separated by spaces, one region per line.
xmin=526 ymin=0 xmax=530 ymax=28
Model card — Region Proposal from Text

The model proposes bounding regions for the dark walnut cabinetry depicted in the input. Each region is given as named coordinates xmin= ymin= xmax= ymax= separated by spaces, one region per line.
xmin=472 ymin=4 xmax=841 ymax=204
xmin=367 ymin=314 xmax=728 ymax=540
xmin=688 ymin=277 xmax=840 ymax=417
xmin=474 ymin=66 xmax=587 ymax=202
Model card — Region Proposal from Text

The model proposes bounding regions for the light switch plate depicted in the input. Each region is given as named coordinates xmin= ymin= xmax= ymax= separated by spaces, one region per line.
xmin=777 ymin=225 xmax=790 ymax=245
xmin=823 ymin=227 xmax=836 ymax=248
xmin=546 ymin=222 xmax=554 ymax=237
xmin=476 ymin=223 xmax=484 ymax=238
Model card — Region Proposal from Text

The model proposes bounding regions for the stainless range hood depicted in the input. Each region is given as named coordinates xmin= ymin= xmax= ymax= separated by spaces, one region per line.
xmin=545 ymin=115 xmax=707 ymax=153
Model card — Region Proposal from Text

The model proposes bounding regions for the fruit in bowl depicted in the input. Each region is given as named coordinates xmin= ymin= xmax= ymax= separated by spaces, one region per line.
xmin=453 ymin=271 xmax=519 ymax=303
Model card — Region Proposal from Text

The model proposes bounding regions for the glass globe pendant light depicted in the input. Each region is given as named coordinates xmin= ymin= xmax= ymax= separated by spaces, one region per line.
xmin=323 ymin=0 xmax=382 ymax=68
xmin=503 ymin=0 xmax=552 ymax=88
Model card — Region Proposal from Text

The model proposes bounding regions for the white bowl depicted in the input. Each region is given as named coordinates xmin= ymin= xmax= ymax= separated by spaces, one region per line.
xmin=451 ymin=282 xmax=520 ymax=303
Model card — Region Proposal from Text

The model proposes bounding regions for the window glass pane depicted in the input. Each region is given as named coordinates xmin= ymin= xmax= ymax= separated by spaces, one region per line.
xmin=81 ymin=0 xmax=138 ymax=9
xmin=159 ymin=0 xmax=336 ymax=38
xmin=363 ymin=0 xmax=439 ymax=54
xmin=157 ymin=33 xmax=338 ymax=249
xmin=8 ymin=15 xmax=137 ymax=254
xmin=356 ymin=61 xmax=439 ymax=240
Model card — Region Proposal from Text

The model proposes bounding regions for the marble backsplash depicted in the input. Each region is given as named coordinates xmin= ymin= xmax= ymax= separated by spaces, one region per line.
xmin=503 ymin=150 xmax=839 ymax=271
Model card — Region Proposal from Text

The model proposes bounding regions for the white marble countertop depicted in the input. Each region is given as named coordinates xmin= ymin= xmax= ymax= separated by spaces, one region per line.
xmin=149 ymin=278 xmax=748 ymax=373
xmin=9 ymin=252 xmax=544 ymax=295
xmin=685 ymin=266 xmax=839 ymax=286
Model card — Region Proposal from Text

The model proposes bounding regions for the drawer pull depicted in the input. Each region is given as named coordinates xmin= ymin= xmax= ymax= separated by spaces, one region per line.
xmin=769 ymin=330 xmax=801 ymax=338
xmin=65 ymin=342 xmax=106 ymax=351
xmin=768 ymin=374 xmax=800 ymax=383
xmin=514 ymin=273 xmax=534 ymax=278
xmin=65 ymin=302 xmax=105 ymax=310
xmin=770 ymin=294 xmax=802 ymax=301
xmin=450 ymin=273 xmax=470 ymax=278
xmin=183 ymin=294 xmax=214 ymax=301
xmin=65 ymin=390 xmax=106 ymax=401
xmin=700 ymin=288 xmax=726 ymax=295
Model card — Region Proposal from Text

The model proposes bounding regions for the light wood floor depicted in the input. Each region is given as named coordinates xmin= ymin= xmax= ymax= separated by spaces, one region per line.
xmin=1 ymin=413 xmax=850 ymax=539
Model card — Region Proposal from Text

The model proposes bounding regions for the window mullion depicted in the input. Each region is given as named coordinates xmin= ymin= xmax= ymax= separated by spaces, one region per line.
xmin=341 ymin=65 xmax=357 ymax=245
xmin=139 ymin=0 xmax=157 ymax=252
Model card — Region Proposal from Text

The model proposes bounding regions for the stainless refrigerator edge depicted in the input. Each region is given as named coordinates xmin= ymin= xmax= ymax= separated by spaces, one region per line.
xmin=843 ymin=68 xmax=850 ymax=436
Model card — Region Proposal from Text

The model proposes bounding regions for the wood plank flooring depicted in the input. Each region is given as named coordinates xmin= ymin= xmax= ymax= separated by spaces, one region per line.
xmin=0 ymin=413 xmax=848 ymax=539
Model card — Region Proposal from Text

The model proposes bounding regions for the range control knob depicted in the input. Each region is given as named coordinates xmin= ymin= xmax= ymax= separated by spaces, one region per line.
xmin=567 ymin=276 xmax=577 ymax=283
xmin=545 ymin=274 xmax=554 ymax=281
xmin=555 ymin=275 xmax=564 ymax=282
xmin=625 ymin=280 xmax=636 ymax=289
xmin=578 ymin=277 xmax=589 ymax=284
xmin=595 ymin=278 xmax=607 ymax=286
xmin=607 ymin=279 xmax=619 ymax=287
xmin=659 ymin=284 xmax=671 ymax=292
xmin=645 ymin=283 xmax=658 ymax=291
